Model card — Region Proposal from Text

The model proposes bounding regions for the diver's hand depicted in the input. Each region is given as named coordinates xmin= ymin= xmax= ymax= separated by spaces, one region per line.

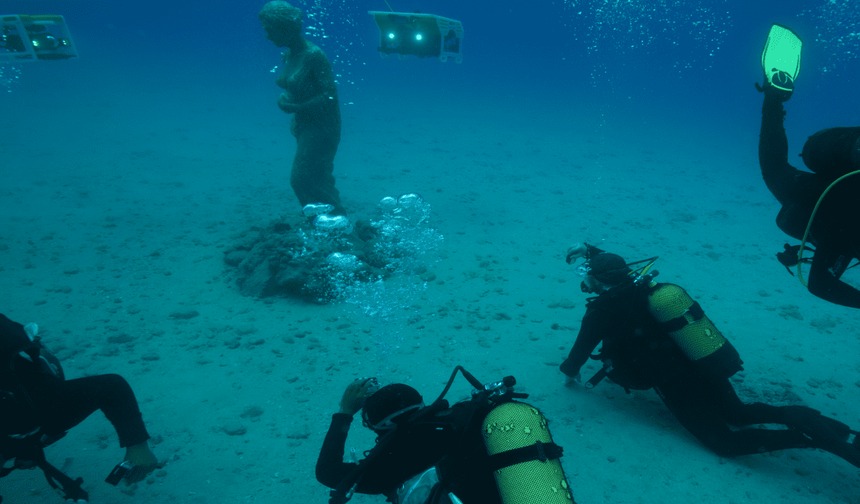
xmin=563 ymin=373 xmax=582 ymax=388
xmin=121 ymin=442 xmax=163 ymax=485
xmin=755 ymin=80 xmax=792 ymax=102
xmin=565 ymin=243 xmax=588 ymax=264
xmin=339 ymin=377 xmax=379 ymax=416
xmin=277 ymin=93 xmax=300 ymax=113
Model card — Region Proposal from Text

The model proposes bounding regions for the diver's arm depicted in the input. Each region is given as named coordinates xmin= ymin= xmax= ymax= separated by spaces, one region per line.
xmin=559 ymin=308 xmax=604 ymax=377
xmin=315 ymin=413 xmax=360 ymax=488
xmin=316 ymin=378 xmax=404 ymax=495
xmin=0 ymin=314 xmax=32 ymax=357
xmin=314 ymin=414 xmax=414 ymax=495
xmin=807 ymin=248 xmax=860 ymax=309
xmin=758 ymin=88 xmax=802 ymax=205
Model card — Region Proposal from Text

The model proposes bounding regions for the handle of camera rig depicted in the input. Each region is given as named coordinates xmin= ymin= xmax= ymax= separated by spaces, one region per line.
xmin=460 ymin=368 xmax=528 ymax=399
xmin=440 ymin=367 xmax=527 ymax=404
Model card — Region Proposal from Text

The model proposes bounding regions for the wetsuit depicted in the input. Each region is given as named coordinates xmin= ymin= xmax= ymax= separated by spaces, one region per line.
xmin=316 ymin=401 xmax=501 ymax=503
xmin=0 ymin=314 xmax=150 ymax=452
xmin=759 ymin=89 xmax=860 ymax=308
xmin=559 ymin=284 xmax=859 ymax=464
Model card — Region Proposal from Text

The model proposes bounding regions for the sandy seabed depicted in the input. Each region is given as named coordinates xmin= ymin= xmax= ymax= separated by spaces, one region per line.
xmin=2 ymin=70 xmax=859 ymax=504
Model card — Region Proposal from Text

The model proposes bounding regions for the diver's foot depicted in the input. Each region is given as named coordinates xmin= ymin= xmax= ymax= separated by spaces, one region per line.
xmin=784 ymin=406 xmax=850 ymax=444
xmin=785 ymin=409 xmax=860 ymax=468
xmin=828 ymin=439 xmax=860 ymax=468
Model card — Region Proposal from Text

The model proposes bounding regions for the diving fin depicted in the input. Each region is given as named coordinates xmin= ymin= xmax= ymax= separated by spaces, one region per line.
xmin=761 ymin=24 xmax=802 ymax=93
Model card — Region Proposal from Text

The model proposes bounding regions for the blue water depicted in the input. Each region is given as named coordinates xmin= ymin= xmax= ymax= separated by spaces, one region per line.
xmin=3 ymin=0 xmax=860 ymax=123
xmin=3 ymin=1 xmax=860 ymax=503
xmin=6 ymin=1 xmax=859 ymax=166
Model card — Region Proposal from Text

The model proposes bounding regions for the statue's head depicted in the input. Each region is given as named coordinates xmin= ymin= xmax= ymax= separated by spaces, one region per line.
xmin=259 ymin=1 xmax=303 ymax=47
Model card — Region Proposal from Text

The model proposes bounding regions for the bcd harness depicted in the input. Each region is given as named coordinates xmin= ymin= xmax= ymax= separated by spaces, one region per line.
xmin=1 ymin=336 xmax=89 ymax=503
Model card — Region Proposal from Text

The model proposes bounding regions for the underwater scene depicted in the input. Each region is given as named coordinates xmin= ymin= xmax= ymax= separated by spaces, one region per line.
xmin=2 ymin=0 xmax=859 ymax=503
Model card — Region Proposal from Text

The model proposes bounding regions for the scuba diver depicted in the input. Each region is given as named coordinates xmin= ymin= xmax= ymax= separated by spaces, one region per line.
xmin=1 ymin=313 xmax=161 ymax=502
xmin=316 ymin=367 xmax=575 ymax=504
xmin=559 ymin=243 xmax=860 ymax=468
xmin=757 ymin=24 xmax=860 ymax=308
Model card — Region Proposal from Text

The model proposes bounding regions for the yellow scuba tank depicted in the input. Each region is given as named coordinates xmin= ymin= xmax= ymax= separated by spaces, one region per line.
xmin=646 ymin=283 xmax=742 ymax=378
xmin=481 ymin=401 xmax=574 ymax=504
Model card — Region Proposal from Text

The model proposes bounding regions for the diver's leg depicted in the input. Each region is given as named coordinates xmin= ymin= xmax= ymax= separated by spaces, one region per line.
xmin=656 ymin=378 xmax=811 ymax=457
xmin=30 ymin=374 xmax=150 ymax=447
xmin=709 ymin=378 xmax=799 ymax=426
xmin=807 ymin=247 xmax=860 ymax=308
xmin=687 ymin=378 xmax=860 ymax=465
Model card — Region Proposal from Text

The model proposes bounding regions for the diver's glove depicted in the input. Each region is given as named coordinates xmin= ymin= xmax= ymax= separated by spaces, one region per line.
xmin=565 ymin=242 xmax=605 ymax=264
xmin=565 ymin=243 xmax=588 ymax=264
xmin=755 ymin=79 xmax=792 ymax=102
xmin=563 ymin=373 xmax=581 ymax=388
xmin=339 ymin=377 xmax=379 ymax=416
xmin=776 ymin=243 xmax=813 ymax=275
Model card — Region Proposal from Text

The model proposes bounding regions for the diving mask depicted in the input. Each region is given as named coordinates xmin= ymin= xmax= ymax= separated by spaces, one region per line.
xmin=362 ymin=403 xmax=424 ymax=432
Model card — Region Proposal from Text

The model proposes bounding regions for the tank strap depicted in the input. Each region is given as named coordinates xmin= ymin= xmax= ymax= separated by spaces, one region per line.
xmin=658 ymin=301 xmax=704 ymax=332
xmin=488 ymin=440 xmax=563 ymax=471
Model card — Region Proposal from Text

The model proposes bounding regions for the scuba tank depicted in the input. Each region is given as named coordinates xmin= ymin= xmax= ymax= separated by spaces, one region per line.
xmin=577 ymin=257 xmax=741 ymax=388
xmin=448 ymin=368 xmax=574 ymax=504
xmin=647 ymin=283 xmax=743 ymax=380
xmin=482 ymin=401 xmax=573 ymax=504
xmin=801 ymin=126 xmax=860 ymax=180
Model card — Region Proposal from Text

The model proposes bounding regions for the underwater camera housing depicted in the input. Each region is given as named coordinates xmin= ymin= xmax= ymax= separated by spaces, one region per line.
xmin=0 ymin=14 xmax=78 ymax=63
xmin=369 ymin=11 xmax=463 ymax=63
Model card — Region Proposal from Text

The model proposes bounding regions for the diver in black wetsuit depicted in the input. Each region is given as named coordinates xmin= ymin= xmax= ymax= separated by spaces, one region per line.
xmin=758 ymin=82 xmax=860 ymax=308
xmin=559 ymin=243 xmax=860 ymax=467
xmin=315 ymin=378 xmax=503 ymax=504
xmin=1 ymin=313 xmax=160 ymax=498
